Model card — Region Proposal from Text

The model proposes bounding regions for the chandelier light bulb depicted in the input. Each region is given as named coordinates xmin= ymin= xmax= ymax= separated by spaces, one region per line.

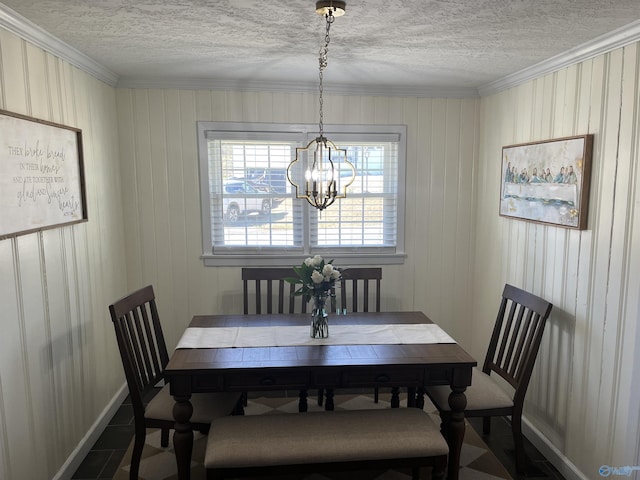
xmin=326 ymin=168 xmax=334 ymax=182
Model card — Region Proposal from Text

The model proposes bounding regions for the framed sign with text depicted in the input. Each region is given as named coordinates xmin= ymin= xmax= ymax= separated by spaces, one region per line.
xmin=0 ymin=109 xmax=87 ymax=240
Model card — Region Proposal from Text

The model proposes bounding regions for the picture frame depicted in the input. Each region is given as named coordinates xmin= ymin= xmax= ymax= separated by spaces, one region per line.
xmin=499 ymin=134 xmax=593 ymax=229
xmin=0 ymin=109 xmax=87 ymax=240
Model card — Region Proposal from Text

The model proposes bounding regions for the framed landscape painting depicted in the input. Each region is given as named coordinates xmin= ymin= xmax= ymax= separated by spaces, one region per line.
xmin=499 ymin=135 xmax=593 ymax=229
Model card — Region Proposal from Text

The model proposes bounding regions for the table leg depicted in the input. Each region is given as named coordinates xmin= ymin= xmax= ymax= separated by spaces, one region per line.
xmin=407 ymin=387 xmax=416 ymax=408
xmin=324 ymin=388 xmax=334 ymax=411
xmin=173 ymin=395 xmax=193 ymax=480
xmin=446 ymin=386 xmax=467 ymax=480
xmin=298 ymin=389 xmax=308 ymax=412
xmin=415 ymin=386 xmax=425 ymax=410
xmin=391 ymin=387 xmax=400 ymax=408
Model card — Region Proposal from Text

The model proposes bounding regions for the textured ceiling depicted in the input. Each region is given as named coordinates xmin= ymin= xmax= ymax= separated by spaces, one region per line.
xmin=2 ymin=0 xmax=640 ymax=93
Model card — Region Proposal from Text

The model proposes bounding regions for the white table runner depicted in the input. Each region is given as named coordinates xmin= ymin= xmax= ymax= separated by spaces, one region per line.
xmin=175 ymin=323 xmax=455 ymax=349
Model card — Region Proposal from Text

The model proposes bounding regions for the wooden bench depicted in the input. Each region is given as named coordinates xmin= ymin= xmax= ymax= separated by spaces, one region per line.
xmin=205 ymin=408 xmax=448 ymax=480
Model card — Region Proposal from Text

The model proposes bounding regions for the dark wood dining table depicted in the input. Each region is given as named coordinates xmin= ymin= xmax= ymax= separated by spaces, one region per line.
xmin=164 ymin=311 xmax=476 ymax=480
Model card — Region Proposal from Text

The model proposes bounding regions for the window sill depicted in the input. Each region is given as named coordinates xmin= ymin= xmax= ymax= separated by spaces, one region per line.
xmin=201 ymin=252 xmax=407 ymax=267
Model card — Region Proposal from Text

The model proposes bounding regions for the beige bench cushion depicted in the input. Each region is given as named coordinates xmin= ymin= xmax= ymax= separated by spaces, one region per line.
xmin=426 ymin=367 xmax=514 ymax=412
xmin=205 ymin=408 xmax=448 ymax=468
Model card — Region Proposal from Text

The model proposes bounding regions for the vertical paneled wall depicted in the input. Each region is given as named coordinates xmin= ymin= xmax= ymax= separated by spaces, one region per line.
xmin=0 ymin=29 xmax=125 ymax=480
xmin=2 ymin=9 xmax=638 ymax=480
xmin=115 ymin=89 xmax=480 ymax=351
xmin=475 ymin=43 xmax=640 ymax=478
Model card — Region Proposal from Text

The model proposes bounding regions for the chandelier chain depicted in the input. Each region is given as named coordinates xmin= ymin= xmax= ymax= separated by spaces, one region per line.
xmin=318 ymin=12 xmax=334 ymax=138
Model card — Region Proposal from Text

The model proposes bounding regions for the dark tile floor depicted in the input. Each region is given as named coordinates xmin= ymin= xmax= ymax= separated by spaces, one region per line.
xmin=72 ymin=390 xmax=566 ymax=480
xmin=71 ymin=401 xmax=132 ymax=479
xmin=466 ymin=416 xmax=566 ymax=479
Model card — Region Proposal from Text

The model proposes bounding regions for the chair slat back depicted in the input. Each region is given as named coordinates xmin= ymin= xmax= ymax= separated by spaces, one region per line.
xmin=109 ymin=285 xmax=169 ymax=414
xmin=336 ymin=268 xmax=382 ymax=313
xmin=483 ymin=284 xmax=553 ymax=401
xmin=242 ymin=268 xmax=309 ymax=314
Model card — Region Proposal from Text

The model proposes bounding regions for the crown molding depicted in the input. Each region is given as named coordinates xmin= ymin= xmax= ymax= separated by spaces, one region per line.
xmin=0 ymin=3 xmax=119 ymax=86
xmin=478 ymin=19 xmax=640 ymax=96
xmin=115 ymin=75 xmax=480 ymax=98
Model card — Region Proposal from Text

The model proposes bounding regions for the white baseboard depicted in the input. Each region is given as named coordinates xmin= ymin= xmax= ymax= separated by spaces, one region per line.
xmin=522 ymin=416 xmax=589 ymax=480
xmin=52 ymin=384 xmax=128 ymax=480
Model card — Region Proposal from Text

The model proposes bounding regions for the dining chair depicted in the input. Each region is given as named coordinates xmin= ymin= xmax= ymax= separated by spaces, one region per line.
xmin=241 ymin=268 xmax=311 ymax=409
xmin=242 ymin=267 xmax=310 ymax=314
xmin=424 ymin=283 xmax=553 ymax=474
xmin=334 ymin=267 xmax=382 ymax=314
xmin=319 ymin=267 xmax=383 ymax=406
xmin=109 ymin=285 xmax=242 ymax=480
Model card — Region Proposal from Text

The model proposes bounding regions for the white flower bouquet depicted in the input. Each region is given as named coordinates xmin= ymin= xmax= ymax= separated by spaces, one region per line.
xmin=287 ymin=255 xmax=341 ymax=338
xmin=287 ymin=255 xmax=341 ymax=299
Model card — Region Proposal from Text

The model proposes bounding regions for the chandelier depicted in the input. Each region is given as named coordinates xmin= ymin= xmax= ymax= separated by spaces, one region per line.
xmin=286 ymin=1 xmax=355 ymax=211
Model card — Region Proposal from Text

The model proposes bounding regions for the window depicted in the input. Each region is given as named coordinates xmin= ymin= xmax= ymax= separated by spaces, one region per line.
xmin=197 ymin=122 xmax=406 ymax=266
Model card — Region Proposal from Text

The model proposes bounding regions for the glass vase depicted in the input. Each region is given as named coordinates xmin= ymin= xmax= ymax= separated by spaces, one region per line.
xmin=310 ymin=292 xmax=329 ymax=339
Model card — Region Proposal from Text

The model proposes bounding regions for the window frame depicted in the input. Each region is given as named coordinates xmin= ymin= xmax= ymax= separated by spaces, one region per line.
xmin=197 ymin=121 xmax=407 ymax=266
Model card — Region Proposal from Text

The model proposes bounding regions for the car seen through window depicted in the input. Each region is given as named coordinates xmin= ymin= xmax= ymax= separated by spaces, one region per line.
xmin=223 ymin=179 xmax=283 ymax=222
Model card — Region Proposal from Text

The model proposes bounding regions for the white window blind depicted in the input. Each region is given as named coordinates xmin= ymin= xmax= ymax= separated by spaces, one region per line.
xmin=197 ymin=122 xmax=406 ymax=266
